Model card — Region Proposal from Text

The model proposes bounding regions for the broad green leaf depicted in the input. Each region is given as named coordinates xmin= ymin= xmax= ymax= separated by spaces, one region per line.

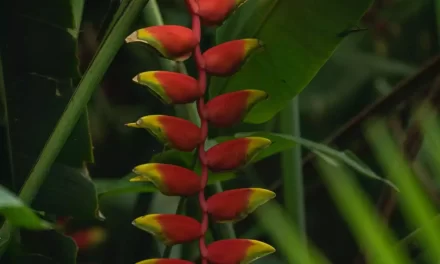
xmin=19 ymin=230 xmax=77 ymax=264
xmin=0 ymin=185 xmax=50 ymax=230
xmin=32 ymin=163 xmax=100 ymax=219
xmin=0 ymin=0 xmax=93 ymax=189
xmin=236 ymin=132 xmax=398 ymax=190
xmin=211 ymin=0 xmax=373 ymax=123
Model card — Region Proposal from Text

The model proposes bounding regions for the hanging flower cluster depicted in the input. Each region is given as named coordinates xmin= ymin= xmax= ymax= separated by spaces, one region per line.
xmin=124 ymin=1 xmax=276 ymax=263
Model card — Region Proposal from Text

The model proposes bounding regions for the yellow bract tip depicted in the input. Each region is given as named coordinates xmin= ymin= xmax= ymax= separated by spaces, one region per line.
xmin=126 ymin=122 xmax=141 ymax=128
xmin=136 ymin=259 xmax=160 ymax=264
xmin=125 ymin=31 xmax=139 ymax=43
xmin=245 ymin=90 xmax=269 ymax=108
xmin=243 ymin=39 xmax=264 ymax=54
xmin=245 ymin=240 xmax=276 ymax=264
xmin=132 ymin=214 xmax=161 ymax=235
xmin=248 ymin=188 xmax=276 ymax=213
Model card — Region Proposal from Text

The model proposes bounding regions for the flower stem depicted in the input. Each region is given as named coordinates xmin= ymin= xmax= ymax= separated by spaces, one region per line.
xmin=280 ymin=96 xmax=306 ymax=242
xmin=184 ymin=1 xmax=209 ymax=263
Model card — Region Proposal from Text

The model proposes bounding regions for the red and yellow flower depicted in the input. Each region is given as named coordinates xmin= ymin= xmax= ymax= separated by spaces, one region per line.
xmin=132 ymin=214 xmax=201 ymax=245
xmin=206 ymin=137 xmax=271 ymax=172
xmin=124 ymin=0 xmax=276 ymax=262
xmin=126 ymin=25 xmax=198 ymax=61
xmin=126 ymin=115 xmax=202 ymax=151
xmin=206 ymin=90 xmax=268 ymax=127
xmin=131 ymin=163 xmax=201 ymax=196
xmin=133 ymin=71 xmax=202 ymax=104
xmin=207 ymin=239 xmax=275 ymax=264
xmin=207 ymin=188 xmax=276 ymax=222
xmin=203 ymin=39 xmax=263 ymax=76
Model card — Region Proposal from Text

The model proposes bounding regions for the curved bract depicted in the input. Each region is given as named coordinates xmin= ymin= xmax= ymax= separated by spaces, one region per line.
xmin=126 ymin=115 xmax=202 ymax=151
xmin=207 ymin=239 xmax=275 ymax=264
xmin=132 ymin=214 xmax=201 ymax=245
xmin=206 ymin=137 xmax=271 ymax=172
xmin=126 ymin=25 xmax=198 ymax=61
xmin=131 ymin=163 xmax=201 ymax=196
xmin=203 ymin=39 xmax=263 ymax=76
xmin=207 ymin=188 xmax=276 ymax=222
xmin=206 ymin=89 xmax=268 ymax=127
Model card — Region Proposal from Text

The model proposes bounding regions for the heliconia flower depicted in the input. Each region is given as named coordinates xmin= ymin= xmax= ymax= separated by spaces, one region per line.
xmin=132 ymin=214 xmax=202 ymax=246
xmin=126 ymin=115 xmax=202 ymax=152
xmin=131 ymin=163 xmax=201 ymax=196
xmin=198 ymin=0 xmax=247 ymax=26
xmin=133 ymin=71 xmax=202 ymax=104
xmin=125 ymin=25 xmax=198 ymax=61
xmin=206 ymin=137 xmax=271 ymax=172
xmin=136 ymin=259 xmax=194 ymax=264
xmin=203 ymin=39 xmax=263 ymax=76
xmin=207 ymin=239 xmax=275 ymax=264
xmin=205 ymin=90 xmax=268 ymax=127
xmin=207 ymin=188 xmax=275 ymax=222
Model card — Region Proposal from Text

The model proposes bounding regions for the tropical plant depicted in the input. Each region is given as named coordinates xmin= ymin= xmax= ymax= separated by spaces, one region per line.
xmin=1 ymin=0 xmax=440 ymax=264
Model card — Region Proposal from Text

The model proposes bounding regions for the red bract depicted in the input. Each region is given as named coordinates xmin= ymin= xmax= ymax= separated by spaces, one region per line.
xmin=126 ymin=115 xmax=202 ymax=151
xmin=131 ymin=163 xmax=201 ymax=196
xmin=198 ymin=0 xmax=247 ymax=26
xmin=203 ymin=39 xmax=263 ymax=76
xmin=132 ymin=214 xmax=202 ymax=245
xmin=66 ymin=227 xmax=107 ymax=250
xmin=133 ymin=71 xmax=202 ymax=104
xmin=207 ymin=188 xmax=275 ymax=222
xmin=207 ymin=239 xmax=275 ymax=264
xmin=126 ymin=25 xmax=198 ymax=61
xmin=206 ymin=137 xmax=271 ymax=172
xmin=206 ymin=90 xmax=268 ymax=127
xmin=136 ymin=259 xmax=194 ymax=264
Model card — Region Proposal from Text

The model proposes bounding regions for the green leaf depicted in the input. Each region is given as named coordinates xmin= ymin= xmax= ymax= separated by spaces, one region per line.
xmin=235 ymin=132 xmax=398 ymax=190
xmin=365 ymin=118 xmax=440 ymax=263
xmin=32 ymin=162 xmax=100 ymax=219
xmin=0 ymin=185 xmax=50 ymax=230
xmin=1 ymin=0 xmax=93 ymax=189
xmin=254 ymin=200 xmax=330 ymax=264
xmin=19 ymin=230 xmax=77 ymax=264
xmin=211 ymin=0 xmax=373 ymax=123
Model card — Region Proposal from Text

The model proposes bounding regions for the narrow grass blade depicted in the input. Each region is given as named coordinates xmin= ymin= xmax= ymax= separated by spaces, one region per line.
xmin=365 ymin=118 xmax=440 ymax=263
xmin=317 ymin=159 xmax=411 ymax=264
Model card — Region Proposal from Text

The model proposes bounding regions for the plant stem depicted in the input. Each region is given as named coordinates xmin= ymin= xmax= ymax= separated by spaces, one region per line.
xmin=280 ymin=96 xmax=306 ymax=242
xmin=0 ymin=0 xmax=149 ymax=257
xmin=0 ymin=56 xmax=15 ymax=191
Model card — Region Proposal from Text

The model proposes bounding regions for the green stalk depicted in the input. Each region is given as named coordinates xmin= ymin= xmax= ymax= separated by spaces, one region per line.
xmin=0 ymin=0 xmax=149 ymax=256
xmin=435 ymin=0 xmax=440 ymax=45
xmin=280 ymin=96 xmax=306 ymax=241
xmin=0 ymin=56 xmax=15 ymax=191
